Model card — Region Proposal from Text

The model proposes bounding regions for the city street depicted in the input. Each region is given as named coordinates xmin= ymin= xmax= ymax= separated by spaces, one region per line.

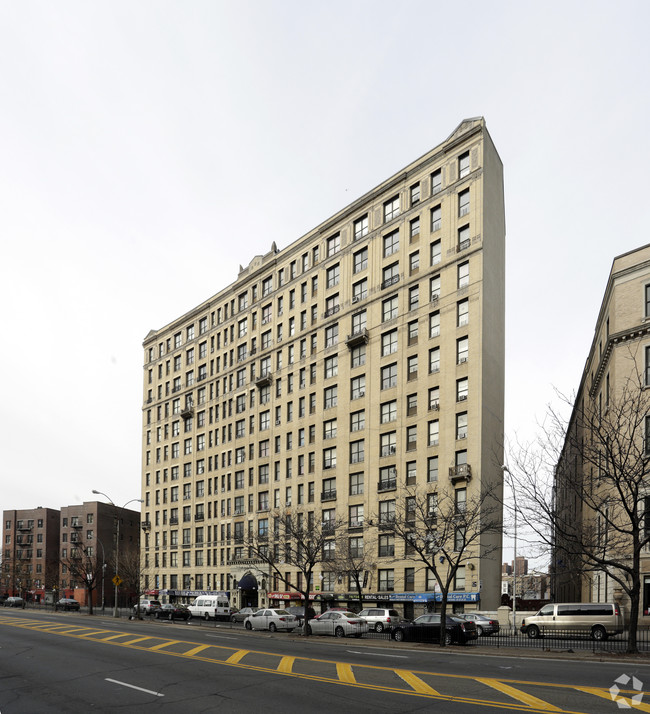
xmin=2 ymin=609 xmax=650 ymax=713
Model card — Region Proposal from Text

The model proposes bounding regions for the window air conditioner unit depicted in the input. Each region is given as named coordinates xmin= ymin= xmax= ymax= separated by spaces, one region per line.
xmin=351 ymin=296 xmax=360 ymax=304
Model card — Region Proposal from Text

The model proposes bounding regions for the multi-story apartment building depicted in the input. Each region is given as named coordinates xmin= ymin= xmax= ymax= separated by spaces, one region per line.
xmin=141 ymin=117 xmax=505 ymax=616
xmin=2 ymin=507 xmax=60 ymax=599
xmin=554 ymin=244 xmax=650 ymax=621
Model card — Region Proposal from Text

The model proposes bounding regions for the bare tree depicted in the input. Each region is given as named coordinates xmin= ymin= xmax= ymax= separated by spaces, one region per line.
xmin=244 ymin=509 xmax=345 ymax=634
xmin=61 ymin=542 xmax=103 ymax=614
xmin=119 ymin=543 xmax=148 ymax=617
xmin=387 ymin=486 xmax=501 ymax=647
xmin=507 ymin=366 xmax=650 ymax=653
xmin=332 ymin=530 xmax=377 ymax=612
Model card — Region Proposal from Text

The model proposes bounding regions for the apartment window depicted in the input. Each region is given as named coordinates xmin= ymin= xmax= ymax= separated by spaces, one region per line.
xmin=351 ymin=343 xmax=366 ymax=368
xmin=410 ymin=182 xmax=420 ymax=205
xmin=349 ymin=473 xmax=364 ymax=496
xmin=352 ymin=310 xmax=367 ymax=334
xmin=409 ymin=252 xmax=420 ymax=275
xmin=428 ymin=420 xmax=439 ymax=446
xmin=406 ymin=425 xmax=417 ymax=451
xmin=381 ymin=400 xmax=397 ymax=423
xmin=383 ymin=196 xmax=400 ymax=223
xmin=352 ymin=279 xmax=368 ymax=302
xmin=238 ymin=292 xmax=249 ymax=311
xmin=429 ymin=347 xmax=440 ymax=373
xmin=430 ymin=204 xmax=441 ymax=232
xmin=323 ymin=447 xmax=336 ymax=469
xmin=455 ymin=487 xmax=467 ymax=514
xmin=323 ymin=419 xmax=337 ymax=440
xmin=324 ymin=323 xmax=338 ymax=347
xmin=427 ymin=456 xmax=438 ymax=483
xmin=408 ymin=286 xmax=419 ymax=311
xmin=324 ymin=355 xmax=338 ymax=379
xmin=430 ymin=274 xmax=440 ymax=302
xmin=430 ymin=239 xmax=441 ymax=266
xmin=459 ymin=189 xmax=470 ymax=217
xmin=458 ymin=261 xmax=469 ymax=289
xmin=378 ymin=534 xmax=395 ymax=558
xmin=381 ymin=363 xmax=397 ymax=389
xmin=324 ymin=385 xmax=337 ymax=409
xmin=459 ymin=151 xmax=470 ymax=178
xmin=457 ymin=336 xmax=469 ymax=364
xmin=379 ymin=500 xmax=395 ymax=525
xmin=410 ymin=217 xmax=420 ymax=240
xmin=354 ymin=214 xmax=368 ymax=241
xmin=349 ymin=504 xmax=364 ymax=527
xmin=457 ymin=299 xmax=469 ymax=327
xmin=351 ymin=375 xmax=366 ymax=399
xmin=382 ymin=329 xmax=398 ymax=356
xmin=382 ymin=262 xmax=399 ymax=289
xmin=407 ymin=354 xmax=418 ymax=380
xmin=262 ymin=276 xmax=273 ymax=296
xmin=456 ymin=412 xmax=468 ymax=440
xmin=353 ymin=247 xmax=368 ymax=273
xmin=383 ymin=230 xmax=399 ymax=256
xmin=350 ymin=440 xmax=365 ymax=464
xmin=431 ymin=169 xmax=441 ymax=194
xmin=646 ymin=285 xmax=650 ymax=318
xmin=350 ymin=410 xmax=365 ymax=432
xmin=260 ymin=411 xmax=270 ymax=430
xmin=429 ymin=386 xmax=440 ymax=411
xmin=378 ymin=569 xmax=394 ymax=592
xmin=458 ymin=225 xmax=470 ymax=251
xmin=454 ymin=526 xmax=466 ymax=552
xmin=187 ymin=324 xmax=195 ymax=341
xmin=261 ymin=303 xmax=272 ymax=324
xmin=455 ymin=565 xmax=466 ymax=591
xmin=380 ymin=432 xmax=396 ymax=457
xmin=382 ymin=296 xmax=398 ymax=322
xmin=327 ymin=233 xmax=340 ymax=257
xmin=457 ymin=377 xmax=469 ymax=402
xmin=646 ymin=346 xmax=650 ymax=387
xmin=326 ymin=264 xmax=340 ymax=288
xmin=429 ymin=311 xmax=440 ymax=338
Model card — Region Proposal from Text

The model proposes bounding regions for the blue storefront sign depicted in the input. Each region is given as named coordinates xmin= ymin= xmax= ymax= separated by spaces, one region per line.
xmin=390 ymin=592 xmax=480 ymax=603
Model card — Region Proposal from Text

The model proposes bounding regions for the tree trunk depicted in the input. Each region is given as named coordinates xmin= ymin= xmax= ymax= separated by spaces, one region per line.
xmin=439 ymin=593 xmax=448 ymax=648
xmin=87 ymin=585 xmax=94 ymax=615
xmin=627 ymin=567 xmax=641 ymax=654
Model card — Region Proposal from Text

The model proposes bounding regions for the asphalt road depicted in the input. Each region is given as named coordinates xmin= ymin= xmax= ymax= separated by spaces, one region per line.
xmin=1 ymin=609 xmax=650 ymax=713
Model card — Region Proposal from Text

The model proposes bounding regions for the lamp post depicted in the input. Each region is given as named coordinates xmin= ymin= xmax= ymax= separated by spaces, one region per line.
xmin=96 ymin=537 xmax=106 ymax=613
xmin=502 ymin=465 xmax=518 ymax=635
xmin=92 ymin=491 xmax=143 ymax=618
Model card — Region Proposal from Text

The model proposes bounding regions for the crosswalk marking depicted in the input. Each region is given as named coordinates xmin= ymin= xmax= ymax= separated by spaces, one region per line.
xmin=226 ymin=649 xmax=249 ymax=664
xmin=120 ymin=636 xmax=152 ymax=646
xmin=575 ymin=686 xmax=650 ymax=712
xmin=183 ymin=644 xmax=211 ymax=657
xmin=477 ymin=678 xmax=561 ymax=711
xmin=149 ymin=640 xmax=180 ymax=651
xmin=396 ymin=669 xmax=439 ymax=695
xmin=336 ymin=663 xmax=356 ymax=684
xmin=277 ymin=656 xmax=295 ymax=673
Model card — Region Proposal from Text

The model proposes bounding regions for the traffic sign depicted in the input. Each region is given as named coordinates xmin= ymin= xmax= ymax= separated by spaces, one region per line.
xmin=112 ymin=575 xmax=123 ymax=587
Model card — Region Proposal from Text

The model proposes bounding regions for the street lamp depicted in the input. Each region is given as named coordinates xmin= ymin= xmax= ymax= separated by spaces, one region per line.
xmin=92 ymin=491 xmax=143 ymax=618
xmin=96 ymin=537 xmax=107 ymax=613
xmin=502 ymin=465 xmax=518 ymax=635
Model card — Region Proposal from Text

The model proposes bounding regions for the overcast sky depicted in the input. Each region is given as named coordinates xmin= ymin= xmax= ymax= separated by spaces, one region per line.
xmin=2 ymin=1 xmax=648 ymax=559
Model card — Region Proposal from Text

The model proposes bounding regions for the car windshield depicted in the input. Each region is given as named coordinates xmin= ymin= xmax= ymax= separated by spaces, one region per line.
xmin=339 ymin=612 xmax=358 ymax=618
xmin=275 ymin=610 xmax=291 ymax=616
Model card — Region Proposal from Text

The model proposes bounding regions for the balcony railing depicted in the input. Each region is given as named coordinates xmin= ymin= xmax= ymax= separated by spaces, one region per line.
xmin=346 ymin=328 xmax=369 ymax=348
xmin=320 ymin=489 xmax=337 ymax=502
xmin=449 ymin=463 xmax=472 ymax=484
xmin=255 ymin=371 xmax=272 ymax=388
xmin=378 ymin=479 xmax=397 ymax=492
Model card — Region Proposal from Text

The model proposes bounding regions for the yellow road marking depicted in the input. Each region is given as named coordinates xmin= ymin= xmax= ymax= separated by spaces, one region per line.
xmin=149 ymin=640 xmax=180 ymax=651
xmin=120 ymin=636 xmax=152 ymax=645
xmin=183 ymin=644 xmax=211 ymax=657
xmin=278 ymin=656 xmax=295 ymax=673
xmin=477 ymin=678 xmax=561 ymax=711
xmin=336 ymin=663 xmax=356 ymax=684
xmin=575 ymin=686 xmax=650 ymax=712
xmin=98 ymin=633 xmax=131 ymax=641
xmin=79 ymin=631 xmax=113 ymax=637
xmin=396 ymin=669 xmax=439 ymax=696
xmin=226 ymin=649 xmax=249 ymax=664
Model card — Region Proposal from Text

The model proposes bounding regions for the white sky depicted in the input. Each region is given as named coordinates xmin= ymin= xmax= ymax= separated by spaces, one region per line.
xmin=1 ymin=1 xmax=648 ymax=561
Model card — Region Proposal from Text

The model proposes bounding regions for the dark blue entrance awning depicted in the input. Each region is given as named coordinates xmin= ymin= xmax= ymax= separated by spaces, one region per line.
xmin=237 ymin=574 xmax=258 ymax=591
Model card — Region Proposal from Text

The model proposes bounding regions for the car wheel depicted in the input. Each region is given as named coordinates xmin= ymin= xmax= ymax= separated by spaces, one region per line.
xmin=375 ymin=623 xmax=384 ymax=633
xmin=269 ymin=623 xmax=277 ymax=632
xmin=476 ymin=625 xmax=483 ymax=636
xmin=335 ymin=626 xmax=345 ymax=638
xmin=203 ymin=612 xmax=210 ymax=621
xmin=393 ymin=629 xmax=405 ymax=642
xmin=527 ymin=625 xmax=540 ymax=639
xmin=245 ymin=621 xmax=252 ymax=630
xmin=444 ymin=632 xmax=453 ymax=646
xmin=230 ymin=615 xmax=237 ymax=623
xmin=592 ymin=625 xmax=607 ymax=641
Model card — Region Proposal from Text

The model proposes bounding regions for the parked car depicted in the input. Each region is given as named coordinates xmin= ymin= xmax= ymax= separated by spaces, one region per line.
xmin=3 ymin=596 xmax=24 ymax=608
xmin=391 ymin=614 xmax=478 ymax=645
xmin=520 ymin=602 xmax=623 ymax=641
xmin=56 ymin=598 xmax=80 ymax=611
xmin=187 ymin=594 xmax=231 ymax=621
xmin=286 ymin=605 xmax=317 ymax=626
xmin=132 ymin=599 xmax=161 ymax=616
xmin=307 ymin=611 xmax=368 ymax=638
xmin=244 ymin=608 xmax=298 ymax=632
xmin=457 ymin=613 xmax=499 ymax=636
xmin=357 ymin=607 xmax=403 ymax=633
xmin=230 ymin=607 xmax=257 ymax=623
xmin=153 ymin=603 xmax=190 ymax=621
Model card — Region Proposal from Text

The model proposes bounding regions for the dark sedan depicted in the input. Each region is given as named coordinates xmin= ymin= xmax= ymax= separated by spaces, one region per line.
xmin=56 ymin=598 xmax=80 ymax=611
xmin=153 ymin=603 xmax=191 ymax=621
xmin=391 ymin=614 xmax=478 ymax=645
xmin=286 ymin=606 xmax=316 ymax=626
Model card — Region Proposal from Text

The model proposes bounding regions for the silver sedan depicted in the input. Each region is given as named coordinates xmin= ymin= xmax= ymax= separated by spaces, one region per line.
xmin=244 ymin=608 xmax=298 ymax=632
xmin=307 ymin=611 xmax=368 ymax=638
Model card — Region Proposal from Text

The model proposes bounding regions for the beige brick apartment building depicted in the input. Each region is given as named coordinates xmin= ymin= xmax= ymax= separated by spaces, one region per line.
xmin=141 ymin=117 xmax=505 ymax=616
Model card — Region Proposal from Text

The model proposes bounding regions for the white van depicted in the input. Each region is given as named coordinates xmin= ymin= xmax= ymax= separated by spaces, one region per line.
xmin=520 ymin=602 xmax=623 ymax=641
xmin=187 ymin=594 xmax=230 ymax=621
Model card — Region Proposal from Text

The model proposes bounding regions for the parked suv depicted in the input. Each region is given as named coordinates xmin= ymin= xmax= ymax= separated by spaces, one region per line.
xmin=357 ymin=608 xmax=403 ymax=633
xmin=520 ymin=602 xmax=623 ymax=641
xmin=133 ymin=599 xmax=161 ymax=616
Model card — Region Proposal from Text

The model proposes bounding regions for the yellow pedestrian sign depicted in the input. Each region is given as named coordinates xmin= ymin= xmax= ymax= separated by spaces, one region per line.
xmin=112 ymin=575 xmax=123 ymax=587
